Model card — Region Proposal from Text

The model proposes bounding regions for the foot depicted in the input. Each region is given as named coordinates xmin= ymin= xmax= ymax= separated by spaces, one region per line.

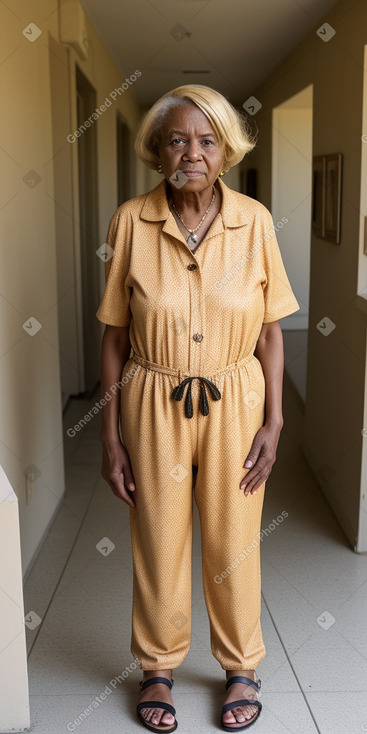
xmin=139 ymin=669 xmax=175 ymax=730
xmin=222 ymin=670 xmax=260 ymax=729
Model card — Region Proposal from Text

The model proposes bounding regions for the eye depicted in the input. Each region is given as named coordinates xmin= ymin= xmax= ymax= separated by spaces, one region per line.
xmin=171 ymin=138 xmax=185 ymax=145
xmin=202 ymin=139 xmax=213 ymax=145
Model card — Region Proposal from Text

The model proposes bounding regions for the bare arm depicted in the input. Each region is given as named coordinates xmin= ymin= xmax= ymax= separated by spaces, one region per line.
xmin=99 ymin=325 xmax=136 ymax=507
xmin=254 ymin=320 xmax=284 ymax=429
xmin=100 ymin=325 xmax=131 ymax=443
xmin=240 ymin=321 xmax=284 ymax=496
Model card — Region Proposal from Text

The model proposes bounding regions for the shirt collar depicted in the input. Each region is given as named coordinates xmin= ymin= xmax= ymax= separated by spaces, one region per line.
xmin=139 ymin=176 xmax=249 ymax=228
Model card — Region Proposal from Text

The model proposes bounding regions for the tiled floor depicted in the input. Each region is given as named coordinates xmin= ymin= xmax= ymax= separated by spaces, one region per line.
xmin=24 ymin=367 xmax=367 ymax=734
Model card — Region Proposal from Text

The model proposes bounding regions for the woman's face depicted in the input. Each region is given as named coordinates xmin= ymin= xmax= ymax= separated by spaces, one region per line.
xmin=157 ymin=104 xmax=224 ymax=191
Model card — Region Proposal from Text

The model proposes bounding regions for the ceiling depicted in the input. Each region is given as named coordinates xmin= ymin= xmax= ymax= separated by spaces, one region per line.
xmin=80 ymin=0 xmax=338 ymax=108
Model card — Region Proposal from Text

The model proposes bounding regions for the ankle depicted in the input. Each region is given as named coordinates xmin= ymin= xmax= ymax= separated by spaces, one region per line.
xmin=225 ymin=669 xmax=255 ymax=680
xmin=142 ymin=668 xmax=173 ymax=681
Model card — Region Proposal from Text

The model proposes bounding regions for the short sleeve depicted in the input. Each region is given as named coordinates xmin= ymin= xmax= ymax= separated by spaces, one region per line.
xmin=260 ymin=210 xmax=300 ymax=323
xmin=96 ymin=208 xmax=132 ymax=327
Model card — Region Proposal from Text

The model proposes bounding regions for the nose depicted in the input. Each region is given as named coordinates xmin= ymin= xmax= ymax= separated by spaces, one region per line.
xmin=182 ymin=139 xmax=202 ymax=161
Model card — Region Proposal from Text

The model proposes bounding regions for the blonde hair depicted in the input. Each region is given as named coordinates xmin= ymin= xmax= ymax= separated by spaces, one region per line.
xmin=134 ymin=84 xmax=256 ymax=172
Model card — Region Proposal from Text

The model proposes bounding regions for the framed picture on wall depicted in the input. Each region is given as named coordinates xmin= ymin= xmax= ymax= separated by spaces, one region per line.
xmin=312 ymin=155 xmax=325 ymax=238
xmin=312 ymin=153 xmax=342 ymax=244
xmin=324 ymin=153 xmax=342 ymax=244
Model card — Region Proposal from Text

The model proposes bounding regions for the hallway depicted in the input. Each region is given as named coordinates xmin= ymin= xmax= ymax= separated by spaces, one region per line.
xmin=24 ymin=367 xmax=367 ymax=734
xmin=2 ymin=0 xmax=367 ymax=731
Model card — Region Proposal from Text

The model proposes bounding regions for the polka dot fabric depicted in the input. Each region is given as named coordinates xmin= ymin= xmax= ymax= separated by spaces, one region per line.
xmin=96 ymin=177 xmax=300 ymax=670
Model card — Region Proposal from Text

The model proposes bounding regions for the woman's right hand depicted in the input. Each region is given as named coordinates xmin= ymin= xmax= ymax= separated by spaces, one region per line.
xmin=101 ymin=439 xmax=136 ymax=507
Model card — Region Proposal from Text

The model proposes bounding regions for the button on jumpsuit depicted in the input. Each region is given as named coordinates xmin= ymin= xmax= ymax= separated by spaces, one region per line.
xmin=96 ymin=177 xmax=300 ymax=671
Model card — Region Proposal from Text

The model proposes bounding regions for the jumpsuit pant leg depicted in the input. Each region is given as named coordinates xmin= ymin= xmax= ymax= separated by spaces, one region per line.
xmin=120 ymin=358 xmax=197 ymax=670
xmin=119 ymin=354 xmax=267 ymax=671
xmin=193 ymin=357 xmax=267 ymax=671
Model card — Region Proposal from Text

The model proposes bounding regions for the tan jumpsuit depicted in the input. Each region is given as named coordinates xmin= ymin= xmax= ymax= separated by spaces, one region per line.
xmin=96 ymin=177 xmax=300 ymax=671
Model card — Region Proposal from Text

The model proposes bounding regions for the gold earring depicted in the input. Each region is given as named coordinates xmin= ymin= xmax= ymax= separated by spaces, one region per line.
xmin=220 ymin=170 xmax=225 ymax=177
xmin=157 ymin=163 xmax=163 ymax=173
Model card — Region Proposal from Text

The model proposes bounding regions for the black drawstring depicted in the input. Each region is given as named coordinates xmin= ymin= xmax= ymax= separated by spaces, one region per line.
xmin=171 ymin=376 xmax=221 ymax=418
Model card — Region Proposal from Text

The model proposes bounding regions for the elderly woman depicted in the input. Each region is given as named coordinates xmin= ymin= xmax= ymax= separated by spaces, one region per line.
xmin=96 ymin=84 xmax=300 ymax=732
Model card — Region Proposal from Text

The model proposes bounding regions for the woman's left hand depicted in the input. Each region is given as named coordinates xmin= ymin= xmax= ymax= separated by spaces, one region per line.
xmin=240 ymin=422 xmax=283 ymax=496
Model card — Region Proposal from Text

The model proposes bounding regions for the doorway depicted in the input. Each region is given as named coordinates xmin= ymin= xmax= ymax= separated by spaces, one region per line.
xmin=272 ymin=85 xmax=313 ymax=403
xmin=76 ymin=66 xmax=101 ymax=396
xmin=49 ymin=35 xmax=80 ymax=407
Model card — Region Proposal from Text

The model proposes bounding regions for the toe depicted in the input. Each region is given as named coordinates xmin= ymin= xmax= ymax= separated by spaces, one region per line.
xmin=233 ymin=706 xmax=246 ymax=722
xmin=151 ymin=707 xmax=165 ymax=725
xmin=147 ymin=707 xmax=175 ymax=727
xmin=222 ymin=709 xmax=237 ymax=724
xmin=241 ymin=704 xmax=258 ymax=722
xmin=223 ymin=704 xmax=258 ymax=728
xmin=248 ymin=704 xmax=258 ymax=720
xmin=140 ymin=706 xmax=153 ymax=722
xmin=241 ymin=706 xmax=254 ymax=721
xmin=161 ymin=711 xmax=175 ymax=724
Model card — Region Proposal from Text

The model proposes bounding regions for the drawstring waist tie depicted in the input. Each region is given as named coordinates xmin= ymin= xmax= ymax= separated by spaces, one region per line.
xmin=171 ymin=376 xmax=221 ymax=418
xmin=129 ymin=350 xmax=255 ymax=418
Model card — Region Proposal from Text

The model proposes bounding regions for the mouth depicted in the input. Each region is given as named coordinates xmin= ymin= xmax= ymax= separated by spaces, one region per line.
xmin=180 ymin=170 xmax=205 ymax=177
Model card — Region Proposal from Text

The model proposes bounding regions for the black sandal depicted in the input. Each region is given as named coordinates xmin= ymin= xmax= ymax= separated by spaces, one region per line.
xmin=137 ymin=676 xmax=178 ymax=732
xmin=221 ymin=674 xmax=262 ymax=731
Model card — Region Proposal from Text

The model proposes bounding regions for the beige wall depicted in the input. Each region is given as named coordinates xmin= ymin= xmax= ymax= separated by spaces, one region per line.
xmin=0 ymin=0 xmax=144 ymax=577
xmin=241 ymin=0 xmax=367 ymax=550
xmin=51 ymin=11 xmax=144 ymax=400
